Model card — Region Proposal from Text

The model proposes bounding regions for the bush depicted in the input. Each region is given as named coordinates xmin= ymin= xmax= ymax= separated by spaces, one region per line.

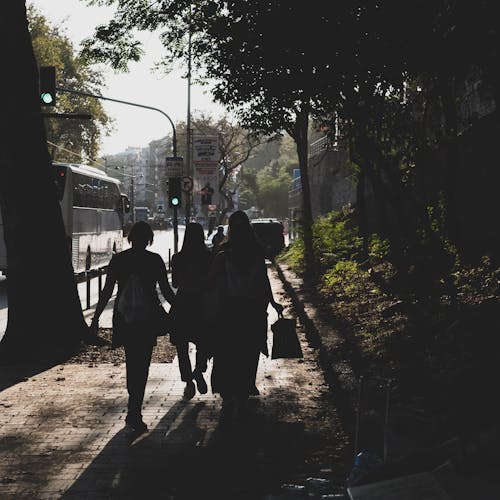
xmin=368 ymin=234 xmax=390 ymax=261
xmin=277 ymin=238 xmax=305 ymax=274
xmin=279 ymin=209 xmax=365 ymax=276
xmin=322 ymin=260 xmax=365 ymax=295
xmin=313 ymin=210 xmax=363 ymax=272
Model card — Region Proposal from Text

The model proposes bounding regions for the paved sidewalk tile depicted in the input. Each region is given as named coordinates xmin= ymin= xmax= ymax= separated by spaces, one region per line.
xmin=0 ymin=270 xmax=350 ymax=499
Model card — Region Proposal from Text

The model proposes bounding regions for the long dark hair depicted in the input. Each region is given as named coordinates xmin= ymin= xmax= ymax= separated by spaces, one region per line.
xmin=180 ymin=222 xmax=208 ymax=255
xmin=221 ymin=211 xmax=262 ymax=269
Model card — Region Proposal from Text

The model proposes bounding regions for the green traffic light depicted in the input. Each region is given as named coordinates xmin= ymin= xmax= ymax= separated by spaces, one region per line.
xmin=171 ymin=197 xmax=180 ymax=206
xmin=41 ymin=92 xmax=54 ymax=104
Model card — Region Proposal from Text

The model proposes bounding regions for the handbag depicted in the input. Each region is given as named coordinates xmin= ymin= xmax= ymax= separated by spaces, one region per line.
xmin=271 ymin=313 xmax=303 ymax=359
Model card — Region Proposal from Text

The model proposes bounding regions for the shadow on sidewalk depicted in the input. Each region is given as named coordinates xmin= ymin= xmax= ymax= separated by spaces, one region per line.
xmin=0 ymin=361 xmax=60 ymax=393
xmin=60 ymin=388 xmax=324 ymax=500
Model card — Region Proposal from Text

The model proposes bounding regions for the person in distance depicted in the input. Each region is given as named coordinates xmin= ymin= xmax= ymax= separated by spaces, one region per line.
xmin=211 ymin=225 xmax=225 ymax=254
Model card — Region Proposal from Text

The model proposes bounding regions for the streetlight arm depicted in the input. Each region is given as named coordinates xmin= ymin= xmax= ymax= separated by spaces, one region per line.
xmin=57 ymin=87 xmax=177 ymax=156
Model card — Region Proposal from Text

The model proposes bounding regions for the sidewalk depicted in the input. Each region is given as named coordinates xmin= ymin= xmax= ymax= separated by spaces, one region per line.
xmin=0 ymin=266 xmax=351 ymax=500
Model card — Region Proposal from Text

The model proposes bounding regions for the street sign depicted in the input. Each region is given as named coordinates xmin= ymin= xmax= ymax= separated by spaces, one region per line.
xmin=181 ymin=176 xmax=193 ymax=193
xmin=193 ymin=136 xmax=219 ymax=163
xmin=165 ymin=156 xmax=184 ymax=177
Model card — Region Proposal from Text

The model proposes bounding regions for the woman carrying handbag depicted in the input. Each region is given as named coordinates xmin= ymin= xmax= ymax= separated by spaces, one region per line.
xmin=207 ymin=211 xmax=283 ymax=423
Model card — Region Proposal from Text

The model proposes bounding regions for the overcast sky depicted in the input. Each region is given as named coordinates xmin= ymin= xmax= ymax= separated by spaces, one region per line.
xmin=28 ymin=0 xmax=226 ymax=156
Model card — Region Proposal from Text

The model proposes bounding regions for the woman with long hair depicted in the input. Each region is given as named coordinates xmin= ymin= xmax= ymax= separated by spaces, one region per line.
xmin=208 ymin=211 xmax=283 ymax=421
xmin=170 ymin=222 xmax=213 ymax=398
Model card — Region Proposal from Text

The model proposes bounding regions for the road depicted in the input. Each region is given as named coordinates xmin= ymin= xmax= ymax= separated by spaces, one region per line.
xmin=0 ymin=227 xmax=185 ymax=341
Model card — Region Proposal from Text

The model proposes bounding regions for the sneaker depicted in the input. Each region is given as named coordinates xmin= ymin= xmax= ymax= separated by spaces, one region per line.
xmin=194 ymin=372 xmax=208 ymax=394
xmin=125 ymin=414 xmax=148 ymax=433
xmin=183 ymin=380 xmax=196 ymax=400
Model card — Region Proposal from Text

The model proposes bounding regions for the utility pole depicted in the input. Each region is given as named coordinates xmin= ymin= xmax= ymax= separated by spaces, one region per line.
xmin=130 ymin=178 xmax=135 ymax=222
xmin=185 ymin=12 xmax=192 ymax=225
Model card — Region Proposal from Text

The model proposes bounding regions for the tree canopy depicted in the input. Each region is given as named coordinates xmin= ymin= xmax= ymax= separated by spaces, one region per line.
xmin=28 ymin=5 xmax=111 ymax=162
xmin=82 ymin=0 xmax=499 ymax=271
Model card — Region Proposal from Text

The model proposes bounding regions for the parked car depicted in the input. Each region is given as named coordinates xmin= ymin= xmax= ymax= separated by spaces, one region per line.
xmin=250 ymin=218 xmax=285 ymax=260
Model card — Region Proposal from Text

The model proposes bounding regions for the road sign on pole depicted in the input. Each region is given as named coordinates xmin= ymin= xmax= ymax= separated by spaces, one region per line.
xmin=165 ymin=157 xmax=184 ymax=177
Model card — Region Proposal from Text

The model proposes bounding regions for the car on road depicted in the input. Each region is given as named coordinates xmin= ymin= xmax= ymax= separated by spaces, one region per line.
xmin=251 ymin=218 xmax=285 ymax=260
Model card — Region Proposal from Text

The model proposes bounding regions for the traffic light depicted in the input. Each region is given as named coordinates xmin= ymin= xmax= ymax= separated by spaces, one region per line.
xmin=168 ymin=177 xmax=182 ymax=208
xmin=39 ymin=66 xmax=56 ymax=106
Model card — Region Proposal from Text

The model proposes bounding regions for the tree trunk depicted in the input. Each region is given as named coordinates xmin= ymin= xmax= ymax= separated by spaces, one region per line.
xmin=289 ymin=107 xmax=315 ymax=275
xmin=356 ymin=166 xmax=369 ymax=259
xmin=439 ymin=78 xmax=460 ymax=248
xmin=0 ymin=2 xmax=86 ymax=363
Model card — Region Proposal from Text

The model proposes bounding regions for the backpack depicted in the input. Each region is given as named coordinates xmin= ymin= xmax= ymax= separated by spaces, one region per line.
xmin=117 ymin=273 xmax=151 ymax=323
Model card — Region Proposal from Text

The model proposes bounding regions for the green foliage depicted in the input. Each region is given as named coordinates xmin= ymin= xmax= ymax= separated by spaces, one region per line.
xmin=277 ymin=238 xmax=305 ymax=274
xmin=322 ymin=260 xmax=365 ymax=296
xmin=279 ymin=209 xmax=365 ymax=275
xmin=312 ymin=210 xmax=363 ymax=272
xmin=28 ymin=6 xmax=111 ymax=162
xmin=256 ymin=163 xmax=291 ymax=218
xmin=78 ymin=0 xmax=497 ymax=270
xmin=368 ymin=234 xmax=390 ymax=261
xmin=426 ymin=196 xmax=460 ymax=268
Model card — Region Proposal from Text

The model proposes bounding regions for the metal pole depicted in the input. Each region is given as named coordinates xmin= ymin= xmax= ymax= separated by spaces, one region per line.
xmin=98 ymin=269 xmax=103 ymax=296
xmin=173 ymin=207 xmax=178 ymax=253
xmin=185 ymin=18 xmax=192 ymax=224
xmin=57 ymin=87 xmax=177 ymax=157
xmin=86 ymin=272 xmax=91 ymax=310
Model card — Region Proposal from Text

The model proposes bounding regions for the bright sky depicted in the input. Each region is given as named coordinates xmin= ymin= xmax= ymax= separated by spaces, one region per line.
xmin=28 ymin=0 xmax=226 ymax=156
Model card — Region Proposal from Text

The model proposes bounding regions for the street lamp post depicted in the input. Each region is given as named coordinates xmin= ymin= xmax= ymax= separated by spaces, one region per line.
xmin=185 ymin=18 xmax=192 ymax=225
xmin=57 ymin=87 xmax=178 ymax=156
xmin=57 ymin=86 xmax=181 ymax=250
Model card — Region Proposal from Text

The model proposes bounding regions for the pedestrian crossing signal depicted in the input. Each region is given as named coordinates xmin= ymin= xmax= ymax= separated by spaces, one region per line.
xmin=168 ymin=177 xmax=182 ymax=208
xmin=39 ymin=66 xmax=56 ymax=106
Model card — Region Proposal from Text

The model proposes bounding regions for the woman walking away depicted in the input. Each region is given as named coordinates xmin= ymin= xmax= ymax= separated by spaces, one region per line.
xmin=208 ymin=210 xmax=283 ymax=422
xmin=170 ymin=222 xmax=214 ymax=398
xmin=89 ymin=221 xmax=175 ymax=433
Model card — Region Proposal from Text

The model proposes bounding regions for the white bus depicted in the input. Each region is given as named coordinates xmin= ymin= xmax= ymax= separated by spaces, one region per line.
xmin=0 ymin=162 xmax=130 ymax=275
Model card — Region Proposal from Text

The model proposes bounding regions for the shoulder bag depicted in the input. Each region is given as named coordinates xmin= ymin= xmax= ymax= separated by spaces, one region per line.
xmin=271 ymin=312 xmax=303 ymax=359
